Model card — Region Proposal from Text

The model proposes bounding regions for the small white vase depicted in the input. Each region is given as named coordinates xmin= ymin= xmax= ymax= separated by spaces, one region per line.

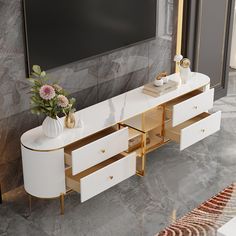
xmin=180 ymin=66 xmax=191 ymax=84
xmin=154 ymin=79 xmax=164 ymax=87
xmin=162 ymin=76 xmax=169 ymax=84
xmin=42 ymin=116 xmax=63 ymax=138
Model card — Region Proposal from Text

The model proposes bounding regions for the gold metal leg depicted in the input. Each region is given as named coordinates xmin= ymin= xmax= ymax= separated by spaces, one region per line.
xmin=136 ymin=132 xmax=147 ymax=177
xmin=142 ymin=132 xmax=147 ymax=176
xmin=170 ymin=209 xmax=177 ymax=223
xmin=117 ymin=123 xmax=121 ymax=130
xmin=60 ymin=193 xmax=65 ymax=215
xmin=0 ymin=183 xmax=2 ymax=204
xmin=161 ymin=104 xmax=166 ymax=142
xmin=28 ymin=194 xmax=32 ymax=214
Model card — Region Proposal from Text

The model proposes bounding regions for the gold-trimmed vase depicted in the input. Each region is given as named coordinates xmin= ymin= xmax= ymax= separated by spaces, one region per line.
xmin=65 ymin=112 xmax=76 ymax=129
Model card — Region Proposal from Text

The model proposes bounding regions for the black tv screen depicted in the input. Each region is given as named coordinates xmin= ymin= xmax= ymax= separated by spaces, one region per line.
xmin=23 ymin=0 xmax=157 ymax=72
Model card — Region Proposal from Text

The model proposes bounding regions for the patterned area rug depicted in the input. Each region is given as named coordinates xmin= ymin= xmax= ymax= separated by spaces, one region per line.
xmin=156 ymin=183 xmax=236 ymax=236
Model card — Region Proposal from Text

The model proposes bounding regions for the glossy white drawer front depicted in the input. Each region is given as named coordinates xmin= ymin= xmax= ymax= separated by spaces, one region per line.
xmin=172 ymin=89 xmax=214 ymax=126
xmin=80 ymin=152 xmax=136 ymax=202
xmin=180 ymin=111 xmax=221 ymax=150
xmin=71 ymin=128 xmax=128 ymax=175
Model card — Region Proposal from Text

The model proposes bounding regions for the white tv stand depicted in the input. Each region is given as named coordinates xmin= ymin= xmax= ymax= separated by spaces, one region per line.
xmin=21 ymin=72 xmax=221 ymax=214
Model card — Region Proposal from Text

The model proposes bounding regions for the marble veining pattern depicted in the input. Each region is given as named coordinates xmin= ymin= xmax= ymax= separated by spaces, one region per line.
xmin=21 ymin=73 xmax=210 ymax=151
xmin=0 ymin=0 xmax=176 ymax=193
xmin=0 ymin=75 xmax=236 ymax=235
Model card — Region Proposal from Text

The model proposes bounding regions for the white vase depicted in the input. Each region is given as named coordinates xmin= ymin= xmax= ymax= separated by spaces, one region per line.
xmin=180 ymin=66 xmax=191 ymax=84
xmin=42 ymin=116 xmax=63 ymax=138
xmin=154 ymin=79 xmax=164 ymax=87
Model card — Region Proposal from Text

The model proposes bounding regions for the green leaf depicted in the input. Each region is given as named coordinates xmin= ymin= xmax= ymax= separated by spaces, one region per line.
xmin=27 ymin=78 xmax=36 ymax=83
xmin=40 ymin=71 xmax=46 ymax=77
xmin=30 ymin=96 xmax=38 ymax=102
xmin=46 ymin=107 xmax=53 ymax=111
xmin=34 ymin=80 xmax=42 ymax=87
xmin=30 ymin=88 xmax=38 ymax=93
xmin=31 ymin=72 xmax=40 ymax=78
xmin=31 ymin=107 xmax=41 ymax=115
xmin=32 ymin=65 xmax=41 ymax=75
xmin=49 ymin=100 xmax=54 ymax=107
xmin=70 ymin=97 xmax=76 ymax=104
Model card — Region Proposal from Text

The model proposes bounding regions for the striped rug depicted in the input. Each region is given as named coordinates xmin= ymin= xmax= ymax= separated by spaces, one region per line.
xmin=156 ymin=183 xmax=236 ymax=236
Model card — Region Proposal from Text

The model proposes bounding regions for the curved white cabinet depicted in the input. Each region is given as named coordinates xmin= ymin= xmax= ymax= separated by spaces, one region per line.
xmin=21 ymin=145 xmax=65 ymax=198
xmin=20 ymin=72 xmax=221 ymax=213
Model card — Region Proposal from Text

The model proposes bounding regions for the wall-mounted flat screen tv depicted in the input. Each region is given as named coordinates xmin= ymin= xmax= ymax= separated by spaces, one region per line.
xmin=23 ymin=0 xmax=157 ymax=72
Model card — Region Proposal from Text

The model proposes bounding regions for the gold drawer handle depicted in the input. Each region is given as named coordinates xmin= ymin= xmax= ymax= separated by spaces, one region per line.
xmin=201 ymin=129 xmax=206 ymax=133
xmin=109 ymin=176 xmax=114 ymax=180
xmin=101 ymin=149 xmax=106 ymax=153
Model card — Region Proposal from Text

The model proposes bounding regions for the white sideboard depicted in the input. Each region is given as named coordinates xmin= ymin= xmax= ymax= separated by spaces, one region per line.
xmin=21 ymin=72 xmax=222 ymax=214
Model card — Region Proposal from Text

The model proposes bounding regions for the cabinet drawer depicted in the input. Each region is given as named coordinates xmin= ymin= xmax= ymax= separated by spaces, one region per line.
xmin=65 ymin=127 xmax=129 ymax=175
xmin=66 ymin=153 xmax=136 ymax=202
xmin=165 ymin=111 xmax=221 ymax=150
xmin=166 ymin=89 xmax=214 ymax=127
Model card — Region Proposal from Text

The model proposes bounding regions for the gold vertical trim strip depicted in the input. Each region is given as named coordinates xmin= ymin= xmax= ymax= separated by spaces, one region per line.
xmin=60 ymin=193 xmax=65 ymax=215
xmin=176 ymin=0 xmax=184 ymax=72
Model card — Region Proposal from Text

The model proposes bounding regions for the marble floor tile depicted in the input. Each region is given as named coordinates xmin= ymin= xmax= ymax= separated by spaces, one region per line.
xmin=0 ymin=205 xmax=49 ymax=236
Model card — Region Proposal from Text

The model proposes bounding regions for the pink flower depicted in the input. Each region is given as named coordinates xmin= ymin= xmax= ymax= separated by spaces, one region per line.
xmin=57 ymin=95 xmax=69 ymax=108
xmin=39 ymin=85 xmax=55 ymax=100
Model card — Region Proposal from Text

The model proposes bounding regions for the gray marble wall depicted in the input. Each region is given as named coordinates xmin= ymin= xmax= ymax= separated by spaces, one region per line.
xmin=0 ymin=0 xmax=177 ymax=193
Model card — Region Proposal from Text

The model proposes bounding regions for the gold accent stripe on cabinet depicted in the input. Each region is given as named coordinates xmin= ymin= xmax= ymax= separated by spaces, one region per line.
xmin=21 ymin=143 xmax=64 ymax=152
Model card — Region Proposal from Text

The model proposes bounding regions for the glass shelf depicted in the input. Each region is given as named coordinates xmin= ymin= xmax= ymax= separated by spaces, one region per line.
xmin=121 ymin=106 xmax=164 ymax=133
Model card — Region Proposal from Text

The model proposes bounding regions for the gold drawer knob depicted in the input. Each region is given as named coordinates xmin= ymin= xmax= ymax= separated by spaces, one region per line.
xmin=201 ymin=129 xmax=206 ymax=133
xmin=109 ymin=176 xmax=114 ymax=180
xmin=101 ymin=149 xmax=106 ymax=153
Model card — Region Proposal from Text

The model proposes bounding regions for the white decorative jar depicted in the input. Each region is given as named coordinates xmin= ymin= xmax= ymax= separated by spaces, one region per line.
xmin=162 ymin=76 xmax=169 ymax=84
xmin=180 ymin=58 xmax=192 ymax=84
xmin=154 ymin=79 xmax=164 ymax=87
xmin=42 ymin=116 xmax=63 ymax=138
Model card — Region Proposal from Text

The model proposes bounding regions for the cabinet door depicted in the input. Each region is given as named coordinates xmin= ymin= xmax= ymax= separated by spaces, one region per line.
xmin=182 ymin=0 xmax=235 ymax=99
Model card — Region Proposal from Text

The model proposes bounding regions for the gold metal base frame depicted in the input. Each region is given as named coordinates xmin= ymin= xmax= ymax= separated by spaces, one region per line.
xmin=0 ymin=183 xmax=2 ymax=204
xmin=118 ymin=104 xmax=169 ymax=177
xmin=28 ymin=193 xmax=65 ymax=215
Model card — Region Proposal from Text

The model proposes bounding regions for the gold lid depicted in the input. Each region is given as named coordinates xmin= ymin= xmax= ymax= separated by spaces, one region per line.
xmin=156 ymin=72 xmax=167 ymax=80
xmin=180 ymin=58 xmax=191 ymax=68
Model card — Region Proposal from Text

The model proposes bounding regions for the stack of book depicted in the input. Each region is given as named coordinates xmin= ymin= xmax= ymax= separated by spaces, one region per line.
xmin=142 ymin=80 xmax=179 ymax=97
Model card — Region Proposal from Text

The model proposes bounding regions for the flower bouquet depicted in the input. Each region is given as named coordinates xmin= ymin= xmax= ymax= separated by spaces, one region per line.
xmin=28 ymin=65 xmax=76 ymax=137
